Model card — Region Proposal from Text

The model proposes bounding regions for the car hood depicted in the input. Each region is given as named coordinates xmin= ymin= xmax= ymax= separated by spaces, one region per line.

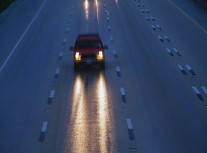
xmin=75 ymin=48 xmax=104 ymax=54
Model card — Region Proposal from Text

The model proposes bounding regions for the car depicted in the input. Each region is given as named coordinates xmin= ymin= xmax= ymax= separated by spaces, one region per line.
xmin=70 ymin=33 xmax=108 ymax=70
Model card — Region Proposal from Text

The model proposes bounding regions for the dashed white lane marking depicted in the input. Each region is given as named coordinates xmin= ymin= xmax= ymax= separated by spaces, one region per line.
xmin=48 ymin=90 xmax=55 ymax=104
xmin=108 ymin=26 xmax=111 ymax=31
xmin=120 ymin=87 xmax=125 ymax=96
xmin=158 ymin=35 xmax=164 ymax=42
xmin=167 ymin=48 xmax=173 ymax=56
xmin=113 ymin=49 xmax=118 ymax=58
xmin=145 ymin=9 xmax=149 ymax=13
xmin=126 ymin=119 xmax=135 ymax=140
xmin=0 ymin=0 xmax=48 ymax=74
xmin=185 ymin=64 xmax=192 ymax=71
xmin=105 ymin=10 xmax=109 ymax=15
xmin=120 ymin=87 xmax=126 ymax=102
xmin=192 ymin=86 xmax=204 ymax=101
xmin=201 ymin=86 xmax=207 ymax=95
xmin=177 ymin=64 xmax=187 ymax=75
xmin=106 ymin=17 xmax=110 ymax=22
xmin=110 ymin=37 xmax=113 ymax=43
xmin=185 ymin=64 xmax=196 ymax=76
xmin=59 ymin=52 xmax=63 ymax=60
xmin=50 ymin=90 xmax=55 ymax=98
xmin=54 ymin=68 xmax=60 ymax=79
xmin=63 ymin=39 xmax=67 ymax=44
xmin=164 ymin=35 xmax=170 ymax=42
xmin=177 ymin=64 xmax=184 ymax=70
xmin=41 ymin=121 xmax=48 ymax=132
xmin=172 ymin=48 xmax=181 ymax=56
xmin=192 ymin=86 xmax=200 ymax=95
xmin=152 ymin=25 xmax=156 ymax=30
xmin=150 ymin=16 xmax=155 ymax=21
xmin=146 ymin=16 xmax=149 ymax=21
xmin=116 ymin=66 xmax=121 ymax=77
xmin=39 ymin=121 xmax=48 ymax=142
xmin=126 ymin=119 xmax=133 ymax=130
xmin=156 ymin=24 xmax=161 ymax=30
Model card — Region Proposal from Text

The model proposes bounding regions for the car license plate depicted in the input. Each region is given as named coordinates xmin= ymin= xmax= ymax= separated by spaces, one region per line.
xmin=87 ymin=59 xmax=92 ymax=64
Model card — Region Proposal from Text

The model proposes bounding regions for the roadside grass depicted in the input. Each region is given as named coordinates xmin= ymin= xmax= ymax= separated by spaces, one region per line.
xmin=0 ymin=0 xmax=15 ymax=13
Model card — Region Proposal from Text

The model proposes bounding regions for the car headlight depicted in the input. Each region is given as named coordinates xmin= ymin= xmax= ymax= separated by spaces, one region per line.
xmin=97 ymin=51 xmax=104 ymax=60
xmin=75 ymin=52 xmax=81 ymax=61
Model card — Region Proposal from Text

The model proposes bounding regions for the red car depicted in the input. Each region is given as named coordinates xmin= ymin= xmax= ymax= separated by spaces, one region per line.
xmin=70 ymin=34 xmax=108 ymax=70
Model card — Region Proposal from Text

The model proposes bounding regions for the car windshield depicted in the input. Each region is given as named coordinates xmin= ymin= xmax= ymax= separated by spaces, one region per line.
xmin=75 ymin=41 xmax=102 ymax=49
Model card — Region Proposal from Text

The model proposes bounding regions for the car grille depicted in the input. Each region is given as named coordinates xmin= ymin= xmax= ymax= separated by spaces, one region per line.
xmin=81 ymin=54 xmax=96 ymax=59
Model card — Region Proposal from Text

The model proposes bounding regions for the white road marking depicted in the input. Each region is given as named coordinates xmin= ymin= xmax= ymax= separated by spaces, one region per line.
xmin=59 ymin=52 xmax=63 ymax=60
xmin=126 ymin=119 xmax=133 ymax=130
xmin=63 ymin=39 xmax=67 ymax=44
xmin=158 ymin=35 xmax=164 ymax=42
xmin=145 ymin=9 xmax=149 ymax=13
xmin=55 ymin=68 xmax=60 ymax=74
xmin=177 ymin=64 xmax=184 ymax=71
xmin=108 ymin=26 xmax=111 ymax=31
xmin=146 ymin=16 xmax=150 ymax=21
xmin=156 ymin=24 xmax=161 ymax=30
xmin=192 ymin=86 xmax=200 ymax=95
xmin=41 ymin=121 xmax=48 ymax=132
xmin=152 ymin=25 xmax=156 ymax=30
xmin=50 ymin=90 xmax=55 ymax=98
xmin=105 ymin=10 xmax=109 ymax=15
xmin=164 ymin=35 xmax=170 ymax=41
xmin=172 ymin=48 xmax=178 ymax=53
xmin=0 ymin=0 xmax=48 ymax=74
xmin=120 ymin=88 xmax=125 ymax=96
xmin=150 ymin=16 xmax=155 ymax=21
xmin=113 ymin=50 xmax=117 ymax=55
xmin=116 ymin=66 xmax=120 ymax=72
xmin=166 ymin=48 xmax=172 ymax=53
xmin=185 ymin=64 xmax=192 ymax=71
xmin=201 ymin=86 xmax=207 ymax=95
xmin=110 ymin=37 xmax=113 ymax=42
xmin=106 ymin=17 xmax=110 ymax=21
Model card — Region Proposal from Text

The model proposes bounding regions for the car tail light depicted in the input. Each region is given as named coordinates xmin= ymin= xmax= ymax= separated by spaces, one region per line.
xmin=97 ymin=51 xmax=104 ymax=60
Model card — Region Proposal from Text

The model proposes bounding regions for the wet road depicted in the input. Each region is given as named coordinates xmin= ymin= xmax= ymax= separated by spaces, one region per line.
xmin=1 ymin=0 xmax=207 ymax=153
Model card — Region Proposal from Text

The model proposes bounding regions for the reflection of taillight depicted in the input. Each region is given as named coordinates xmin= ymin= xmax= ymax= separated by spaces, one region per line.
xmin=75 ymin=52 xmax=81 ymax=61
xmin=97 ymin=51 xmax=104 ymax=60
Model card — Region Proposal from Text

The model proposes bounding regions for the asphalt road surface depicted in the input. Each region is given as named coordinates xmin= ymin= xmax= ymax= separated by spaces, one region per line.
xmin=1 ymin=0 xmax=207 ymax=153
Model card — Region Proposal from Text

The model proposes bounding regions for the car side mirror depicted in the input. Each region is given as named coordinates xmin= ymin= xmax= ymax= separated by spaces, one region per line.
xmin=104 ymin=45 xmax=108 ymax=50
xmin=69 ymin=46 xmax=74 ymax=51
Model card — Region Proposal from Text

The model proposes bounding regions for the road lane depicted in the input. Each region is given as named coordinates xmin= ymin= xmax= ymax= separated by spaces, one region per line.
xmin=1 ymin=0 xmax=207 ymax=152
xmin=0 ymin=0 xmax=74 ymax=152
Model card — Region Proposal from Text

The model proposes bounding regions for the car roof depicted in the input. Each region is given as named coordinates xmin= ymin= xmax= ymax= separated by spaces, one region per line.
xmin=77 ymin=33 xmax=101 ymax=41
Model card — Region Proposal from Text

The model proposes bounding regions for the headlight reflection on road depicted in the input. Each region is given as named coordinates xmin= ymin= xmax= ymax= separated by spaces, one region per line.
xmin=97 ymin=73 xmax=111 ymax=153
xmin=95 ymin=0 xmax=99 ymax=20
xmin=70 ymin=75 xmax=88 ymax=153
xmin=84 ymin=0 xmax=89 ymax=20
xmin=69 ymin=72 xmax=114 ymax=152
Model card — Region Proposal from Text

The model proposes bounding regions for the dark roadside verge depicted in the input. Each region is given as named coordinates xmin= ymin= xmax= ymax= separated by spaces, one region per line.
xmin=0 ymin=0 xmax=15 ymax=13
xmin=195 ymin=0 xmax=207 ymax=8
